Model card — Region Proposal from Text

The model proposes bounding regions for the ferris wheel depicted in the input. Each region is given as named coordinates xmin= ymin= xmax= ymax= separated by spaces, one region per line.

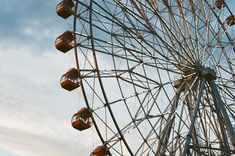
xmin=55 ymin=0 xmax=235 ymax=155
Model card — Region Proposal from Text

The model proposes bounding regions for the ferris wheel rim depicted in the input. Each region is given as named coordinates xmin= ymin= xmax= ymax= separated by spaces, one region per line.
xmin=70 ymin=0 xmax=235 ymax=155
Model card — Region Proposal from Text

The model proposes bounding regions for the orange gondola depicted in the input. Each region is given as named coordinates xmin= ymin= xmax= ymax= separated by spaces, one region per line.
xmin=56 ymin=0 xmax=74 ymax=19
xmin=90 ymin=146 xmax=112 ymax=156
xmin=60 ymin=68 xmax=80 ymax=91
xmin=225 ymin=15 xmax=235 ymax=26
xmin=71 ymin=108 xmax=92 ymax=131
xmin=55 ymin=31 xmax=74 ymax=53
xmin=215 ymin=0 xmax=225 ymax=9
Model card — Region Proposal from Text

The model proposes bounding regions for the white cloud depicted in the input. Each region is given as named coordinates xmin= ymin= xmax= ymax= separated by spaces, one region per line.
xmin=0 ymin=1 xmax=102 ymax=155
xmin=23 ymin=19 xmax=60 ymax=40
xmin=0 ymin=127 xmax=89 ymax=156
xmin=0 ymin=37 xmax=101 ymax=155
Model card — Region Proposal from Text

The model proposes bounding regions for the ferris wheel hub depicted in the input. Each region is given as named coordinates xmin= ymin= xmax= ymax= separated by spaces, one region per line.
xmin=201 ymin=67 xmax=217 ymax=81
xmin=173 ymin=66 xmax=216 ymax=92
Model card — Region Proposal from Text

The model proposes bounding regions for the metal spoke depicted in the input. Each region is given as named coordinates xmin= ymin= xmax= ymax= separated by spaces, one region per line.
xmin=56 ymin=0 xmax=235 ymax=155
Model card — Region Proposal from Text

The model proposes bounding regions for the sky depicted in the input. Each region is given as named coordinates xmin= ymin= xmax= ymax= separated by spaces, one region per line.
xmin=0 ymin=0 xmax=97 ymax=156
xmin=0 ymin=1 xmax=235 ymax=156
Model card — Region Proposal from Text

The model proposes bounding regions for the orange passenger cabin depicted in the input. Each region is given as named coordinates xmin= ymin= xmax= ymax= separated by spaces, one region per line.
xmin=90 ymin=146 xmax=112 ymax=156
xmin=60 ymin=68 xmax=80 ymax=91
xmin=71 ymin=108 xmax=92 ymax=131
xmin=215 ymin=0 xmax=225 ymax=9
xmin=56 ymin=0 xmax=74 ymax=19
xmin=226 ymin=15 xmax=235 ymax=26
xmin=55 ymin=31 xmax=75 ymax=53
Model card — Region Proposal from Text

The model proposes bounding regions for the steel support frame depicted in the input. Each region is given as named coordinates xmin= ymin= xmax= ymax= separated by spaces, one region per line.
xmin=183 ymin=79 xmax=206 ymax=156
xmin=183 ymin=73 xmax=235 ymax=155
xmin=209 ymin=80 xmax=235 ymax=148
xmin=156 ymin=93 xmax=180 ymax=155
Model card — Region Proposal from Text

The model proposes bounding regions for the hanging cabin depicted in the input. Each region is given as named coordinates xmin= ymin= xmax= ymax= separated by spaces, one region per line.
xmin=71 ymin=108 xmax=92 ymax=131
xmin=55 ymin=31 xmax=75 ymax=53
xmin=56 ymin=0 xmax=74 ymax=19
xmin=60 ymin=68 xmax=80 ymax=91
xmin=215 ymin=0 xmax=225 ymax=9
xmin=90 ymin=146 xmax=112 ymax=156
xmin=225 ymin=15 xmax=235 ymax=26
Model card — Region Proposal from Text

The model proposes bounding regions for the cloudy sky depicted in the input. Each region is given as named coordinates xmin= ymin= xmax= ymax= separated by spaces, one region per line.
xmin=0 ymin=0 xmax=98 ymax=155
xmin=0 ymin=1 xmax=235 ymax=156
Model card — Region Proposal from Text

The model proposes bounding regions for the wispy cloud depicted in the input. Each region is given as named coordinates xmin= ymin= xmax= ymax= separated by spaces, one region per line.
xmin=0 ymin=126 xmax=89 ymax=156
xmin=0 ymin=43 xmax=100 ymax=155
xmin=0 ymin=1 xmax=99 ymax=155
xmin=0 ymin=0 xmax=70 ymax=54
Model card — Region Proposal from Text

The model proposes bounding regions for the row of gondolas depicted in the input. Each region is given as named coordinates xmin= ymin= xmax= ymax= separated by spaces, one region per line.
xmin=55 ymin=0 xmax=234 ymax=155
xmin=55 ymin=0 xmax=111 ymax=155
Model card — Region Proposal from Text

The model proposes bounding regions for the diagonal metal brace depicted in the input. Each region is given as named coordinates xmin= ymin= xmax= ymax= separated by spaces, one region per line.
xmin=183 ymin=79 xmax=206 ymax=156
xmin=209 ymin=80 xmax=235 ymax=148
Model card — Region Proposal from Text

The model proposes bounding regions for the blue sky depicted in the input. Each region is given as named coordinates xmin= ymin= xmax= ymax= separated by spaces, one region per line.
xmin=0 ymin=1 xmax=235 ymax=156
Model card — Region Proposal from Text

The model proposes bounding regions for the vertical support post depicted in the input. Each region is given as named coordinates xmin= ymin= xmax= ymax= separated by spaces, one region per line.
xmin=157 ymin=93 xmax=180 ymax=155
xmin=209 ymin=80 xmax=235 ymax=147
xmin=183 ymin=79 xmax=206 ymax=156
xmin=210 ymin=87 xmax=231 ymax=155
